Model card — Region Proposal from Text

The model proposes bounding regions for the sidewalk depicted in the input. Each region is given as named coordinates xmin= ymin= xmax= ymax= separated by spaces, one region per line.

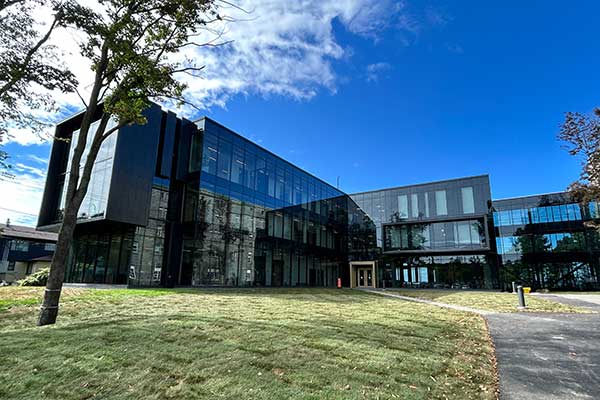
xmin=358 ymin=288 xmax=492 ymax=315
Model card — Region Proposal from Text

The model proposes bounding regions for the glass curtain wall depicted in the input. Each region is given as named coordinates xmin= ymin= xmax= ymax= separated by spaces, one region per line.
xmin=128 ymin=180 xmax=169 ymax=286
xmin=57 ymin=119 xmax=119 ymax=221
xmin=181 ymin=120 xmax=350 ymax=287
xmin=384 ymin=219 xmax=487 ymax=252
xmin=350 ymin=176 xmax=491 ymax=248
xmin=494 ymin=194 xmax=600 ymax=290
xmin=66 ymin=226 xmax=133 ymax=284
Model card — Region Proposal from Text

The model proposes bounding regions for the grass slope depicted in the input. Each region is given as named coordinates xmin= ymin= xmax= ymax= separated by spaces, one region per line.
xmin=0 ymin=288 xmax=497 ymax=400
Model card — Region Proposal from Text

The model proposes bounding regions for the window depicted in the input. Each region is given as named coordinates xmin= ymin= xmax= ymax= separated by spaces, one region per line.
xmin=411 ymin=194 xmax=419 ymax=218
xmin=435 ymin=190 xmax=447 ymax=216
xmin=189 ymin=133 xmax=202 ymax=172
xmin=424 ymin=192 xmax=430 ymax=217
xmin=7 ymin=261 xmax=15 ymax=271
xmin=567 ymin=204 xmax=581 ymax=221
xmin=217 ymin=140 xmax=231 ymax=180
xmin=201 ymin=136 xmax=218 ymax=175
xmin=456 ymin=223 xmax=472 ymax=245
xmin=61 ymin=119 xmax=118 ymax=221
xmin=470 ymin=223 xmax=483 ymax=246
xmin=411 ymin=267 xmax=417 ymax=283
xmin=398 ymin=195 xmax=408 ymax=219
xmin=10 ymin=240 xmax=29 ymax=252
xmin=589 ymin=202 xmax=599 ymax=219
xmin=230 ymin=146 xmax=245 ymax=184
xmin=44 ymin=243 xmax=56 ymax=251
xmin=461 ymin=187 xmax=475 ymax=214
xmin=539 ymin=207 xmax=549 ymax=223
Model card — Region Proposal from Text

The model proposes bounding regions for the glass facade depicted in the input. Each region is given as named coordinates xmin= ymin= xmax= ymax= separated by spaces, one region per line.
xmin=351 ymin=176 xmax=497 ymax=289
xmin=44 ymin=104 xmax=600 ymax=291
xmin=175 ymin=120 xmax=351 ymax=287
xmin=128 ymin=180 xmax=169 ymax=286
xmin=124 ymin=118 xmax=362 ymax=287
xmin=384 ymin=219 xmax=487 ymax=252
xmin=57 ymin=119 xmax=119 ymax=222
xmin=65 ymin=224 xmax=133 ymax=284
xmin=493 ymin=193 xmax=600 ymax=290
xmin=381 ymin=254 xmax=493 ymax=289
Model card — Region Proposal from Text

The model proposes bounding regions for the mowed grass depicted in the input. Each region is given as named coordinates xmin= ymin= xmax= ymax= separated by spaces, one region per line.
xmin=387 ymin=289 xmax=588 ymax=313
xmin=0 ymin=287 xmax=497 ymax=400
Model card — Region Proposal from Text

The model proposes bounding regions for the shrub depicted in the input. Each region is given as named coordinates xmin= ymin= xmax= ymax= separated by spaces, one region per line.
xmin=19 ymin=268 xmax=50 ymax=287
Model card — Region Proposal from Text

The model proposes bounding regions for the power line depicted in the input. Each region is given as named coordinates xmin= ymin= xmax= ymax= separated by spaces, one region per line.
xmin=0 ymin=206 xmax=38 ymax=217
xmin=0 ymin=177 xmax=45 ymax=190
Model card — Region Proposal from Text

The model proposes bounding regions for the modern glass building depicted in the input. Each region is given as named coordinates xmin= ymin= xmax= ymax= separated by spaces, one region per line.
xmin=350 ymin=176 xmax=498 ymax=289
xmin=493 ymin=193 xmax=600 ymax=291
xmin=37 ymin=104 xmax=600 ymax=290
xmin=38 ymin=105 xmax=370 ymax=287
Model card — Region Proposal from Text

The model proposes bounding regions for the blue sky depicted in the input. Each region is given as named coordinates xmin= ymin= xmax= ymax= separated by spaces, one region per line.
xmin=1 ymin=0 xmax=599 ymax=225
xmin=204 ymin=1 xmax=599 ymax=198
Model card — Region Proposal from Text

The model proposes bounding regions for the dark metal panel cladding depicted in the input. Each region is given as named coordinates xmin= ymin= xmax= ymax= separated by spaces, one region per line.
xmin=37 ymin=110 xmax=96 ymax=229
xmin=105 ymin=103 xmax=162 ymax=226
xmin=175 ymin=118 xmax=196 ymax=180
xmin=37 ymin=124 xmax=70 ymax=228
xmin=159 ymin=111 xmax=177 ymax=178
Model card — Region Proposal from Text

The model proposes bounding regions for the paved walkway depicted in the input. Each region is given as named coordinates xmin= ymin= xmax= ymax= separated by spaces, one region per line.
xmin=358 ymin=288 xmax=492 ymax=315
xmin=488 ymin=312 xmax=600 ymax=399
xmin=534 ymin=293 xmax=600 ymax=311
xmin=63 ymin=283 xmax=128 ymax=290
xmin=361 ymin=289 xmax=600 ymax=400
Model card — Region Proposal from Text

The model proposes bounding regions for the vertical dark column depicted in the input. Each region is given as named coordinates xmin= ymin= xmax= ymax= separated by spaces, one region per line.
xmin=162 ymin=119 xmax=183 ymax=288
xmin=161 ymin=119 xmax=197 ymax=288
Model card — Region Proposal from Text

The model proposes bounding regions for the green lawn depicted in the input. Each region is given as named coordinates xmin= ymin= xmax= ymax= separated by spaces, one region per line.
xmin=386 ymin=289 xmax=589 ymax=313
xmin=0 ymin=287 xmax=497 ymax=400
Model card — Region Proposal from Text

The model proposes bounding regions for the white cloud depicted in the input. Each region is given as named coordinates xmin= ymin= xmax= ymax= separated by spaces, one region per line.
xmin=365 ymin=62 xmax=392 ymax=82
xmin=1 ymin=0 xmax=442 ymax=225
xmin=171 ymin=0 xmax=407 ymax=114
xmin=0 ymin=166 xmax=46 ymax=227
xmin=26 ymin=154 xmax=49 ymax=165
xmin=4 ymin=0 xmax=409 ymax=143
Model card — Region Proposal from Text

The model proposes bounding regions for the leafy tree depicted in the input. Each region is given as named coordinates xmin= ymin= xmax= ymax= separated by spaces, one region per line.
xmin=559 ymin=107 xmax=600 ymax=203
xmin=0 ymin=0 xmax=77 ymax=172
xmin=37 ymin=0 xmax=230 ymax=326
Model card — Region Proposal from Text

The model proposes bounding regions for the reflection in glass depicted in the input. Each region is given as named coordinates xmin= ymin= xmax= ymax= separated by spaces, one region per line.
xmin=398 ymin=195 xmax=408 ymax=219
xmin=461 ymin=187 xmax=475 ymax=214
xmin=411 ymin=193 xmax=419 ymax=218
xmin=435 ymin=190 xmax=447 ymax=216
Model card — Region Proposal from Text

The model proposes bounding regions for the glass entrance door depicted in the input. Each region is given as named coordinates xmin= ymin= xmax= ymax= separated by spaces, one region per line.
xmin=357 ymin=268 xmax=373 ymax=287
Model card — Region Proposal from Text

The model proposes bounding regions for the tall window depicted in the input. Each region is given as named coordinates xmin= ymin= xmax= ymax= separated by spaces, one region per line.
xmin=61 ymin=119 xmax=119 ymax=220
xmin=411 ymin=194 xmax=419 ymax=218
xmin=398 ymin=195 xmax=408 ymax=219
xmin=456 ymin=222 xmax=472 ymax=245
xmin=230 ymin=146 xmax=245 ymax=184
xmin=217 ymin=140 xmax=231 ymax=180
xmin=435 ymin=190 xmax=447 ymax=216
xmin=424 ymin=192 xmax=430 ymax=217
xmin=201 ymin=134 xmax=218 ymax=175
xmin=461 ymin=187 xmax=475 ymax=214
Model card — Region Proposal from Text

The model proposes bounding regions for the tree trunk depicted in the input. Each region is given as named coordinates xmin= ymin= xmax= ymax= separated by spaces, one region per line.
xmin=37 ymin=209 xmax=77 ymax=326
